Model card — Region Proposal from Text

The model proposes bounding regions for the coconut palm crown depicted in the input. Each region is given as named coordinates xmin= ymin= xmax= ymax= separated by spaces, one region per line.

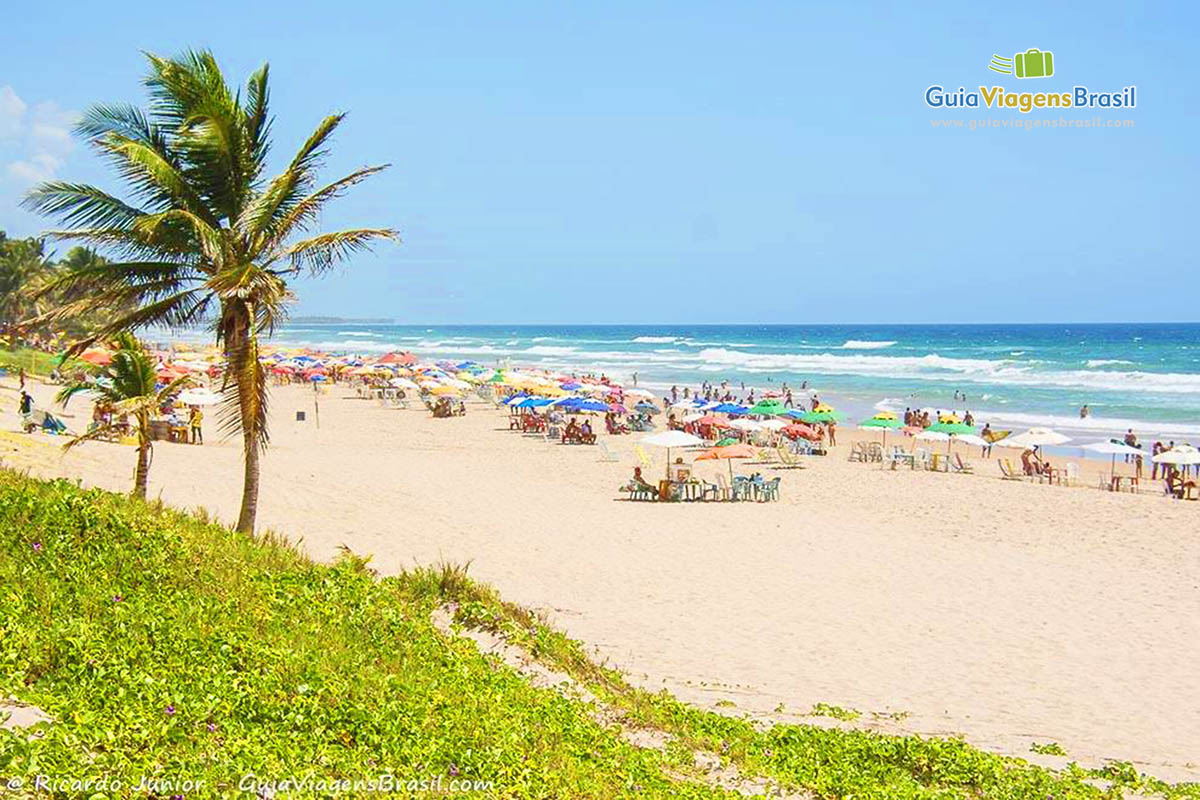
xmin=24 ymin=50 xmax=398 ymax=532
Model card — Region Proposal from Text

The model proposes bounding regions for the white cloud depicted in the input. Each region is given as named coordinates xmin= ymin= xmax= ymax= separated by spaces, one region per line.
xmin=0 ymin=86 xmax=27 ymax=140
xmin=0 ymin=87 xmax=78 ymax=187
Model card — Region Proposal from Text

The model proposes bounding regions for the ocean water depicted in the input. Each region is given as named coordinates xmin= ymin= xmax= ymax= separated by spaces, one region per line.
xmin=259 ymin=323 xmax=1200 ymax=441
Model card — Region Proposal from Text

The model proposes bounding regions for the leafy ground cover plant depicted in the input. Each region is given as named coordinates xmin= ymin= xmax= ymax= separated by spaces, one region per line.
xmin=1 ymin=470 xmax=1197 ymax=798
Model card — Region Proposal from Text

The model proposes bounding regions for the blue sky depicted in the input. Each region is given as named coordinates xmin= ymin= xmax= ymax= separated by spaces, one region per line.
xmin=1 ymin=1 xmax=1196 ymax=323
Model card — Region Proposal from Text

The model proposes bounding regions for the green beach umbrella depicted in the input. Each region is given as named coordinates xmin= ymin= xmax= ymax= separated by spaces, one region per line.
xmin=858 ymin=412 xmax=903 ymax=452
xmin=747 ymin=399 xmax=788 ymax=417
xmin=925 ymin=421 xmax=976 ymax=436
xmin=714 ymin=436 xmax=739 ymax=447
xmin=799 ymin=405 xmax=843 ymax=424
xmin=486 ymin=371 xmax=507 ymax=384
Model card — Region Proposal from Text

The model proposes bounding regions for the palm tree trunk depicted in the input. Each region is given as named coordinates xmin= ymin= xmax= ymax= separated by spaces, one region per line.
xmin=134 ymin=411 xmax=151 ymax=499
xmin=226 ymin=300 xmax=265 ymax=535
xmin=236 ymin=432 xmax=260 ymax=534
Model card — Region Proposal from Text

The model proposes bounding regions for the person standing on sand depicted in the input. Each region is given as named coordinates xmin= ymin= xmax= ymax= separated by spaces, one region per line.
xmin=188 ymin=405 xmax=204 ymax=444
xmin=980 ymin=423 xmax=993 ymax=457
xmin=1124 ymin=429 xmax=1138 ymax=462
xmin=18 ymin=367 xmax=25 ymax=390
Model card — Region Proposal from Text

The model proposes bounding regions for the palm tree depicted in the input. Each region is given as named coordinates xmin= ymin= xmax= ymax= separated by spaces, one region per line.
xmin=57 ymin=333 xmax=193 ymax=499
xmin=24 ymin=50 xmax=398 ymax=533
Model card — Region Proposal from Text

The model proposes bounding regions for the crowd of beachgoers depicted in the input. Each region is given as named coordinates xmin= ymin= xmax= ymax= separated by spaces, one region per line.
xmin=8 ymin=342 xmax=1199 ymax=504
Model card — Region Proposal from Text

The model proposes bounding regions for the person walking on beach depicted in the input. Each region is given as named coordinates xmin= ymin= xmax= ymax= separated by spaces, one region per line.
xmin=632 ymin=372 xmax=638 ymax=387
xmin=784 ymin=390 xmax=793 ymax=409
xmin=1123 ymin=429 xmax=1138 ymax=462
xmin=18 ymin=367 xmax=25 ymax=390
xmin=1151 ymin=441 xmax=1165 ymax=480
xmin=188 ymin=405 xmax=204 ymax=444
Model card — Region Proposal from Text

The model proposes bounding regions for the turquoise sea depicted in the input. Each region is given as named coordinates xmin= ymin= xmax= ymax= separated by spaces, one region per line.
xmin=259 ymin=323 xmax=1200 ymax=442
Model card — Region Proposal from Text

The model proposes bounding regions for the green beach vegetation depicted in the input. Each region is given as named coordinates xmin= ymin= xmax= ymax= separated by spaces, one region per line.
xmin=55 ymin=333 xmax=193 ymax=498
xmin=2 ymin=471 xmax=1196 ymax=799
xmin=23 ymin=49 xmax=398 ymax=534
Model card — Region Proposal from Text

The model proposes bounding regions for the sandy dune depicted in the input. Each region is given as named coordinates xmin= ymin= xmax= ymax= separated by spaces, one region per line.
xmin=5 ymin=377 xmax=1198 ymax=781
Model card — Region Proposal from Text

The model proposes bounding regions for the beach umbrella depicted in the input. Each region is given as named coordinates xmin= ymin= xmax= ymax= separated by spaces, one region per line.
xmin=625 ymin=388 xmax=655 ymax=398
xmin=177 ymin=388 xmax=221 ymax=406
xmin=682 ymin=411 xmax=706 ymax=423
xmin=925 ymin=421 xmax=976 ymax=435
xmin=714 ymin=436 xmax=739 ymax=447
xmin=781 ymin=423 xmax=821 ymax=441
xmin=712 ymin=403 xmax=749 ymax=415
xmin=1153 ymin=444 xmax=1200 ymax=466
xmin=859 ymin=412 xmax=904 ymax=449
xmin=569 ymin=398 xmax=608 ymax=412
xmin=695 ymin=443 xmax=757 ymax=482
xmin=729 ymin=419 xmax=761 ymax=431
xmin=747 ymin=399 xmax=787 ymax=417
xmin=999 ymin=427 xmax=1072 ymax=449
xmin=389 ymin=377 xmax=420 ymax=390
xmin=608 ymin=402 xmax=627 ymax=415
xmin=634 ymin=401 xmax=661 ymax=415
xmin=799 ymin=406 xmax=843 ymax=424
xmin=640 ymin=430 xmax=705 ymax=479
xmin=759 ymin=419 xmax=787 ymax=431
xmin=1082 ymin=440 xmax=1147 ymax=483
xmin=79 ymin=348 xmax=113 ymax=366
xmin=696 ymin=414 xmax=723 ymax=426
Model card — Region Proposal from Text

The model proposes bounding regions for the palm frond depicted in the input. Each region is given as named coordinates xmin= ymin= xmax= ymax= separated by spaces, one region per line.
xmin=21 ymin=182 xmax=149 ymax=229
xmin=278 ymin=228 xmax=399 ymax=275
xmin=252 ymin=165 xmax=390 ymax=250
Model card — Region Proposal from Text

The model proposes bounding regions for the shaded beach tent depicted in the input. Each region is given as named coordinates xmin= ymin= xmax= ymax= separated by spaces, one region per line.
xmin=1081 ymin=440 xmax=1146 ymax=484
xmin=177 ymin=388 xmax=221 ymax=406
xmin=640 ymin=430 xmax=705 ymax=478
xmin=694 ymin=443 xmax=757 ymax=481
xmin=996 ymin=427 xmax=1071 ymax=449
xmin=747 ymin=399 xmax=787 ymax=417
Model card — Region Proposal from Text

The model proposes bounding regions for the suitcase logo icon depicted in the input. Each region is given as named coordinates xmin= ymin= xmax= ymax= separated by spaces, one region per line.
xmin=988 ymin=49 xmax=1054 ymax=79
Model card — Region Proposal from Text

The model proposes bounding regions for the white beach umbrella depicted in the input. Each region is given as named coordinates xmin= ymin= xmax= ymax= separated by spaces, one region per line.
xmin=624 ymin=388 xmax=655 ymax=398
xmin=682 ymin=411 xmax=706 ymax=423
xmin=1082 ymin=440 xmax=1147 ymax=483
xmin=640 ymin=430 xmax=705 ymax=479
xmin=914 ymin=430 xmax=949 ymax=442
xmin=729 ymin=419 xmax=761 ymax=431
xmin=1153 ymin=444 xmax=1200 ymax=465
xmin=177 ymin=388 xmax=221 ymax=406
xmin=759 ymin=419 xmax=787 ymax=431
xmin=389 ymin=377 xmax=420 ymax=390
xmin=997 ymin=427 xmax=1072 ymax=448
xmin=953 ymin=434 xmax=989 ymax=448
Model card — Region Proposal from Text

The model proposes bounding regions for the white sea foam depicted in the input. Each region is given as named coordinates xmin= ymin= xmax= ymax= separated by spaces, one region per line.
xmin=1085 ymin=359 xmax=1134 ymax=368
xmin=970 ymin=409 xmax=1200 ymax=439
xmin=337 ymin=331 xmax=381 ymax=337
xmin=841 ymin=340 xmax=897 ymax=350
xmin=522 ymin=345 xmax=578 ymax=356
xmin=632 ymin=336 xmax=685 ymax=343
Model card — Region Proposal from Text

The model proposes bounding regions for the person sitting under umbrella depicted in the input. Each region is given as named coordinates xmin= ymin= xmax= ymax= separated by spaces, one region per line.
xmin=1165 ymin=465 xmax=1197 ymax=500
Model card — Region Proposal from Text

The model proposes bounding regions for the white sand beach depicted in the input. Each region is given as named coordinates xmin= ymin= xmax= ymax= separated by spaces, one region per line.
xmin=4 ymin=376 xmax=1198 ymax=781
